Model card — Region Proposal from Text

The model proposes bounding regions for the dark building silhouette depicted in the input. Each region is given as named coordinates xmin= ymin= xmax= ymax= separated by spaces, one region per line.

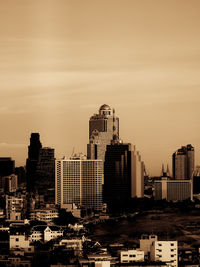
xmin=104 ymin=137 xmax=144 ymax=211
xmin=104 ymin=141 xmax=132 ymax=209
xmin=15 ymin=166 xmax=26 ymax=185
xmin=193 ymin=166 xmax=200 ymax=195
xmin=26 ymin=133 xmax=42 ymax=192
xmin=0 ymin=157 xmax=15 ymax=177
xmin=172 ymin=144 xmax=194 ymax=179
xmin=35 ymin=147 xmax=55 ymax=196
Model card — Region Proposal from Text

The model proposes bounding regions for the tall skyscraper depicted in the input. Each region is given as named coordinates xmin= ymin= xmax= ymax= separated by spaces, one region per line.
xmin=87 ymin=104 xmax=119 ymax=163
xmin=55 ymin=155 xmax=103 ymax=211
xmin=26 ymin=133 xmax=42 ymax=192
xmin=172 ymin=144 xmax=194 ymax=179
xmin=103 ymin=137 xmax=144 ymax=209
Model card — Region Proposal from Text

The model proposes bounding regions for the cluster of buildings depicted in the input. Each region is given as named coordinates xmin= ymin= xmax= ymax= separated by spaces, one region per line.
xmin=1 ymin=104 xmax=200 ymax=265
xmin=154 ymin=144 xmax=196 ymax=202
xmin=55 ymin=104 xmax=144 ymax=213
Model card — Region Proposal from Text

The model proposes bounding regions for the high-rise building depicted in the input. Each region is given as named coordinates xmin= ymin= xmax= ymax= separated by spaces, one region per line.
xmin=26 ymin=133 xmax=42 ymax=192
xmin=172 ymin=144 xmax=194 ymax=179
xmin=87 ymin=104 xmax=119 ymax=163
xmin=103 ymin=138 xmax=144 ymax=209
xmin=35 ymin=147 xmax=55 ymax=195
xmin=55 ymin=155 xmax=103 ymax=211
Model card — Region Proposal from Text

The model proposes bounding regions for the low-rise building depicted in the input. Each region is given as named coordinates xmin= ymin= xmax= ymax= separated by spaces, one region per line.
xmin=56 ymin=238 xmax=82 ymax=250
xmin=31 ymin=225 xmax=63 ymax=243
xmin=120 ymin=249 xmax=145 ymax=263
xmin=6 ymin=195 xmax=25 ymax=221
xmin=30 ymin=208 xmax=58 ymax=222
xmin=150 ymin=241 xmax=178 ymax=267
xmin=154 ymin=178 xmax=192 ymax=201
xmin=9 ymin=226 xmax=34 ymax=253
xmin=140 ymin=234 xmax=158 ymax=256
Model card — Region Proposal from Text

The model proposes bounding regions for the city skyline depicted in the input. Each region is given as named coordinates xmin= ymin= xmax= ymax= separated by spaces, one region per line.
xmin=1 ymin=0 xmax=200 ymax=175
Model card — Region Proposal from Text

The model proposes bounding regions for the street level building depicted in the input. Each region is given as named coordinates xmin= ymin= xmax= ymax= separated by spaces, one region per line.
xmin=150 ymin=241 xmax=178 ymax=267
xmin=120 ymin=249 xmax=145 ymax=263
xmin=55 ymin=155 xmax=103 ymax=211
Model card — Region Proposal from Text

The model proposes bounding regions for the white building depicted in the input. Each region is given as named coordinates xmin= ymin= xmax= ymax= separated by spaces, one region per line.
xmin=9 ymin=227 xmax=34 ymax=253
xmin=150 ymin=241 xmax=178 ymax=267
xmin=120 ymin=249 xmax=144 ymax=263
xmin=31 ymin=225 xmax=63 ymax=243
xmin=55 ymin=156 xmax=103 ymax=211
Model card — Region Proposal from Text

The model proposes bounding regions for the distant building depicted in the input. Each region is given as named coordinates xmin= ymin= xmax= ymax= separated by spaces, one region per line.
xmin=103 ymin=139 xmax=144 ymax=209
xmin=120 ymin=249 xmax=145 ymax=263
xmin=87 ymin=104 xmax=119 ymax=165
xmin=55 ymin=155 xmax=103 ymax=211
xmin=192 ymin=166 xmax=200 ymax=195
xmin=154 ymin=179 xmax=193 ymax=201
xmin=26 ymin=133 xmax=42 ymax=192
xmin=150 ymin=241 xmax=178 ymax=267
xmin=172 ymin=144 xmax=194 ymax=179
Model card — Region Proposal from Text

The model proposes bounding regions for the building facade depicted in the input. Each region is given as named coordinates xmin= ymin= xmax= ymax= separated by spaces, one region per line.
xmin=55 ymin=156 xmax=103 ymax=211
xmin=154 ymin=179 xmax=193 ymax=201
xmin=103 ymin=140 xmax=144 ymax=209
xmin=150 ymin=241 xmax=178 ymax=267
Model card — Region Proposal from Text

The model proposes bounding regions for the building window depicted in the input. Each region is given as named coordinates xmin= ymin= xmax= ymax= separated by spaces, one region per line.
xmin=16 ymin=238 xmax=19 ymax=242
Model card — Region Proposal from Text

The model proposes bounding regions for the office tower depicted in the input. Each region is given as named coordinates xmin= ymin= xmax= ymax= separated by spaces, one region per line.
xmin=154 ymin=178 xmax=193 ymax=201
xmin=35 ymin=147 xmax=55 ymax=195
xmin=0 ymin=157 xmax=15 ymax=177
xmin=103 ymin=138 xmax=144 ymax=209
xmin=87 ymin=104 xmax=119 ymax=163
xmin=55 ymin=155 xmax=103 ymax=211
xmin=172 ymin=144 xmax=194 ymax=179
xmin=26 ymin=133 xmax=42 ymax=192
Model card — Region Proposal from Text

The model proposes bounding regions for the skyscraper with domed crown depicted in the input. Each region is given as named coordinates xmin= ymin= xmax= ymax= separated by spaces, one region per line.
xmin=87 ymin=104 xmax=119 ymax=164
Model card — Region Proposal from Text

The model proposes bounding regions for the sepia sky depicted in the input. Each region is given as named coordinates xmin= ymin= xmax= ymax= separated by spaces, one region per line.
xmin=0 ymin=0 xmax=200 ymax=175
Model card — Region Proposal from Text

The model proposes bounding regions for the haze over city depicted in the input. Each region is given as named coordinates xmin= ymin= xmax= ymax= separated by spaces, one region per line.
xmin=0 ymin=0 xmax=200 ymax=175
